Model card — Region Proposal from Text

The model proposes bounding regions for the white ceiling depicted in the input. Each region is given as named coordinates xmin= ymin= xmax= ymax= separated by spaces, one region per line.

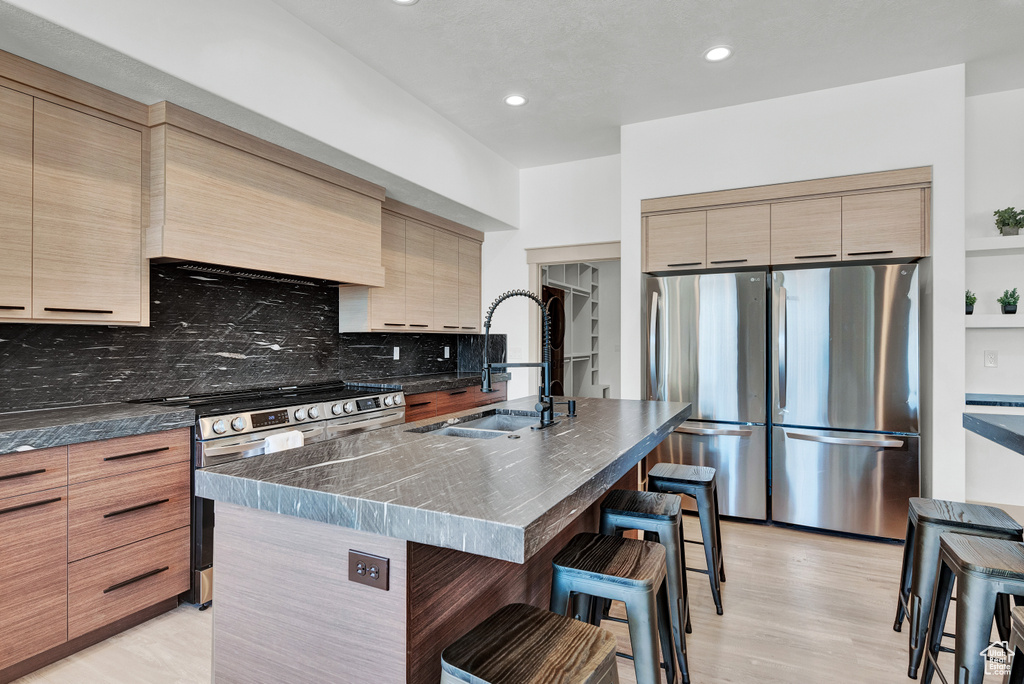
xmin=272 ymin=0 xmax=1024 ymax=168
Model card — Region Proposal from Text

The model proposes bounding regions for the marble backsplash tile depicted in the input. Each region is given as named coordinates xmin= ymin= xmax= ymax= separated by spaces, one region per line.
xmin=0 ymin=263 xmax=505 ymax=412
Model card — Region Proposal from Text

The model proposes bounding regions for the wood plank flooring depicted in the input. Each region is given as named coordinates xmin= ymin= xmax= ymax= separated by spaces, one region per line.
xmin=12 ymin=517 xmax=1012 ymax=683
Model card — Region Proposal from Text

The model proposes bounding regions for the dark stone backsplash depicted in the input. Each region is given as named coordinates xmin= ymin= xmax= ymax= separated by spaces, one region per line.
xmin=0 ymin=263 xmax=505 ymax=412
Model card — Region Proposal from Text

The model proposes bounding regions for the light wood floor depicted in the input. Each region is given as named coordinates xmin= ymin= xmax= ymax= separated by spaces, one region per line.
xmin=13 ymin=517 xmax=1009 ymax=683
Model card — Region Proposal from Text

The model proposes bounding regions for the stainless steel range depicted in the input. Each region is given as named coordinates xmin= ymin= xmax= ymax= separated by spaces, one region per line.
xmin=135 ymin=381 xmax=405 ymax=606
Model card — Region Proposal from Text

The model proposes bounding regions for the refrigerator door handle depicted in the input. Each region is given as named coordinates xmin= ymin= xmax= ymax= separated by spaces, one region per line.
xmin=648 ymin=289 xmax=661 ymax=400
xmin=785 ymin=429 xmax=905 ymax=449
xmin=675 ymin=425 xmax=753 ymax=437
xmin=778 ymin=284 xmax=787 ymax=410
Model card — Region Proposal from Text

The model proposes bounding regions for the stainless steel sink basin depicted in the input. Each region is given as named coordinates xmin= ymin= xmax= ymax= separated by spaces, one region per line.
xmin=434 ymin=426 xmax=507 ymax=440
xmin=454 ymin=414 xmax=537 ymax=432
xmin=408 ymin=410 xmax=540 ymax=439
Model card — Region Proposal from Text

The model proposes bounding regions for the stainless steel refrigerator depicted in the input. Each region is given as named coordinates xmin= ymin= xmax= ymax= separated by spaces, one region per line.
xmin=643 ymin=263 xmax=920 ymax=538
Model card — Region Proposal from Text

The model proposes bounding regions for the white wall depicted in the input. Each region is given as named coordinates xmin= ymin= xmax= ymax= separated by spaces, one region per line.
xmin=963 ymin=87 xmax=1024 ymax=506
xmin=483 ymin=154 xmax=621 ymax=399
xmin=620 ymin=66 xmax=967 ymax=500
xmin=5 ymin=0 xmax=519 ymax=230
xmin=595 ymin=260 xmax=621 ymax=398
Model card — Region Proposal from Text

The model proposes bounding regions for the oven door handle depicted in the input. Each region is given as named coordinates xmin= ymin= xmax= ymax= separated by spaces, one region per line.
xmin=203 ymin=426 xmax=324 ymax=458
xmin=324 ymin=412 xmax=404 ymax=435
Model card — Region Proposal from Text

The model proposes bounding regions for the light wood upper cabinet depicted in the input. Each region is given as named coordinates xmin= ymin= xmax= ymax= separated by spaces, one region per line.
xmin=0 ymin=85 xmax=33 ymax=318
xmin=644 ymin=211 xmax=706 ymax=272
xmin=842 ymin=189 xmax=926 ymax=260
xmin=458 ymin=238 xmax=482 ymax=331
xmin=433 ymin=229 xmax=460 ymax=331
xmin=405 ymin=219 xmax=435 ymax=329
xmin=32 ymin=100 xmax=143 ymax=323
xmin=369 ymin=212 xmax=407 ymax=330
xmin=707 ymin=204 xmax=771 ymax=267
xmin=770 ymin=197 xmax=842 ymax=265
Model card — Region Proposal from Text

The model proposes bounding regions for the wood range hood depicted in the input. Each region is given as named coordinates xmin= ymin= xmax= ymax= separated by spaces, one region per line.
xmin=146 ymin=102 xmax=387 ymax=288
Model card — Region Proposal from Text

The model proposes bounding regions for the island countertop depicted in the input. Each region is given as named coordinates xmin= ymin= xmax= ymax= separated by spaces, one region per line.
xmin=196 ymin=397 xmax=690 ymax=563
xmin=964 ymin=412 xmax=1024 ymax=456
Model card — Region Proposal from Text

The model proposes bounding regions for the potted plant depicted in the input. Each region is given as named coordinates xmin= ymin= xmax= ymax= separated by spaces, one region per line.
xmin=966 ymin=290 xmax=977 ymax=315
xmin=994 ymin=207 xmax=1024 ymax=236
xmin=997 ymin=288 xmax=1019 ymax=314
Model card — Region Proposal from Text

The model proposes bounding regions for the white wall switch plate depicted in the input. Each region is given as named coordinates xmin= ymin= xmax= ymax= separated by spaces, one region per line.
xmin=393 ymin=346 xmax=400 ymax=361
xmin=984 ymin=350 xmax=998 ymax=368
xmin=444 ymin=346 xmax=450 ymax=358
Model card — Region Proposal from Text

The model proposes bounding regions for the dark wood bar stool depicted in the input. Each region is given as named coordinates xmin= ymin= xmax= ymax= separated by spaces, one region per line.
xmin=647 ymin=462 xmax=726 ymax=615
xmin=892 ymin=498 xmax=1023 ymax=678
xmin=1007 ymin=607 xmax=1024 ymax=684
xmin=551 ymin=533 xmax=681 ymax=684
xmin=598 ymin=488 xmax=690 ymax=679
xmin=922 ymin=534 xmax=1024 ymax=684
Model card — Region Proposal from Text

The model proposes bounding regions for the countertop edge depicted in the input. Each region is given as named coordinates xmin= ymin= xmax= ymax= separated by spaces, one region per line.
xmin=964 ymin=412 xmax=1024 ymax=456
xmin=965 ymin=393 xmax=1024 ymax=408
xmin=0 ymin=406 xmax=196 ymax=455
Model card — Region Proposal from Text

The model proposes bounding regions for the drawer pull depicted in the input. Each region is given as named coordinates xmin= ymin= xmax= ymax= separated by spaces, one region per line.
xmin=103 ymin=446 xmax=170 ymax=462
xmin=0 ymin=496 xmax=62 ymax=516
xmin=847 ymin=249 xmax=895 ymax=256
xmin=409 ymin=401 xmax=433 ymax=408
xmin=383 ymin=323 xmax=405 ymax=327
xmin=44 ymin=307 xmax=114 ymax=314
xmin=793 ymin=254 xmax=837 ymax=260
xmin=443 ymin=325 xmax=459 ymax=329
xmin=0 ymin=305 xmax=26 ymax=310
xmin=667 ymin=262 xmax=701 ymax=268
xmin=103 ymin=498 xmax=170 ymax=519
xmin=710 ymin=259 xmax=748 ymax=265
xmin=104 ymin=566 xmax=169 ymax=594
xmin=410 ymin=324 xmax=429 ymax=328
xmin=0 ymin=468 xmax=46 ymax=482
xmin=448 ymin=390 xmax=468 ymax=396
xmin=461 ymin=326 xmax=477 ymax=330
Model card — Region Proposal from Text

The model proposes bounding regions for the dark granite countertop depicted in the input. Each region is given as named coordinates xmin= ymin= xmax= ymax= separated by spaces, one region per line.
xmin=0 ymin=403 xmax=196 ymax=456
xmin=964 ymin=413 xmax=1024 ymax=456
xmin=966 ymin=393 xmax=1024 ymax=408
xmin=196 ymin=397 xmax=690 ymax=563
xmin=375 ymin=371 xmax=511 ymax=395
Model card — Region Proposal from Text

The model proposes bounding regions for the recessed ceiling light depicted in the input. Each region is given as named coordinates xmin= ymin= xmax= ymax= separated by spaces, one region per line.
xmin=392 ymin=0 xmax=419 ymax=5
xmin=504 ymin=94 xmax=528 ymax=107
xmin=703 ymin=46 xmax=733 ymax=62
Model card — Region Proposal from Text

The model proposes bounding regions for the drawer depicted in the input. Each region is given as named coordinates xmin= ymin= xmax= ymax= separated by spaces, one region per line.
xmin=405 ymin=392 xmax=440 ymax=423
xmin=69 ymin=427 xmax=191 ymax=484
xmin=68 ymin=461 xmax=190 ymax=561
xmin=0 ymin=445 xmax=67 ymax=501
xmin=68 ymin=526 xmax=189 ymax=640
xmin=435 ymin=382 xmax=507 ymax=415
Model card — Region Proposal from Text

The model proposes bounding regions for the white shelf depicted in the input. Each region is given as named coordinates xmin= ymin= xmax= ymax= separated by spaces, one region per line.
xmin=965 ymin=314 xmax=1024 ymax=329
xmin=966 ymin=234 xmax=1024 ymax=257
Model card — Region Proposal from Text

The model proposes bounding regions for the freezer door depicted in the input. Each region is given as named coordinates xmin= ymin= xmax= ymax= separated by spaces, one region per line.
xmin=643 ymin=272 xmax=767 ymax=423
xmin=645 ymin=421 xmax=767 ymax=520
xmin=771 ymin=264 xmax=919 ymax=433
xmin=771 ymin=426 xmax=919 ymax=539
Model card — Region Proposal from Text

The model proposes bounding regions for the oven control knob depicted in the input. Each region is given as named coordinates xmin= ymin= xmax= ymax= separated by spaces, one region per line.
xmin=343 ymin=402 xmax=356 ymax=414
xmin=393 ymin=394 xmax=403 ymax=405
xmin=308 ymin=405 xmax=320 ymax=419
xmin=294 ymin=408 xmax=307 ymax=421
xmin=212 ymin=419 xmax=227 ymax=435
xmin=331 ymin=403 xmax=343 ymax=415
xmin=230 ymin=417 xmax=246 ymax=432
xmin=384 ymin=395 xmax=394 ymax=407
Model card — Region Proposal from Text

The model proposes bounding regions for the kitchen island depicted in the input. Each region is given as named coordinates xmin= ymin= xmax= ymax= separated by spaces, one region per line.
xmin=195 ymin=396 xmax=689 ymax=684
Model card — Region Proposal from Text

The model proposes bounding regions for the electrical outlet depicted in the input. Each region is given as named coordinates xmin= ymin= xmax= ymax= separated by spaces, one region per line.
xmin=444 ymin=346 xmax=450 ymax=358
xmin=393 ymin=346 xmax=400 ymax=361
xmin=349 ymin=550 xmax=389 ymax=591
xmin=984 ymin=350 xmax=998 ymax=368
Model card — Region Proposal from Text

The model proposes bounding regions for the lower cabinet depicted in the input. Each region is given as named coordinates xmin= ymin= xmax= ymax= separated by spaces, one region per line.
xmin=404 ymin=382 xmax=507 ymax=423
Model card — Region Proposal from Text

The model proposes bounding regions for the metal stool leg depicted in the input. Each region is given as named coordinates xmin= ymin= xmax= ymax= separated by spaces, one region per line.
xmin=695 ymin=486 xmax=723 ymax=614
xmin=550 ymin=571 xmax=572 ymax=617
xmin=909 ymin=525 xmax=942 ymax=678
xmin=713 ymin=484 xmax=725 ymax=583
xmin=922 ymin=558 xmax=955 ymax=684
xmin=656 ymin=579 xmax=684 ymax=684
xmin=646 ymin=526 xmax=688 ymax=678
xmin=952 ymin=576 xmax=1000 ymax=684
xmin=895 ymin=516 xmax=916 ymax=632
xmin=998 ymin=593 xmax=1013 ymax=644
xmin=623 ymin=588 xmax=664 ymax=684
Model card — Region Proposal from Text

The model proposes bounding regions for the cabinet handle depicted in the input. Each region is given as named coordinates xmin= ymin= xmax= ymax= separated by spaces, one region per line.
xmin=0 ymin=496 xmax=62 ymax=517
xmin=104 ymin=566 xmax=169 ymax=594
xmin=710 ymin=259 xmax=748 ymax=265
xmin=103 ymin=446 xmax=170 ymax=462
xmin=461 ymin=326 xmax=477 ymax=330
xmin=667 ymin=262 xmax=701 ymax=267
xmin=410 ymin=324 xmax=429 ymax=328
xmin=44 ymin=307 xmax=114 ymax=314
xmin=0 ymin=468 xmax=46 ymax=482
xmin=384 ymin=323 xmax=405 ymax=327
xmin=448 ymin=390 xmax=468 ymax=396
xmin=409 ymin=401 xmax=433 ymax=408
xmin=793 ymin=254 xmax=837 ymax=260
xmin=443 ymin=326 xmax=459 ymax=329
xmin=103 ymin=498 xmax=170 ymax=519
xmin=847 ymin=250 xmax=894 ymax=256
xmin=0 ymin=305 xmax=25 ymax=310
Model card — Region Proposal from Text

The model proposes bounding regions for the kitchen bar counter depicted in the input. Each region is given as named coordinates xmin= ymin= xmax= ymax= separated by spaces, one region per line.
xmin=964 ymin=413 xmax=1024 ymax=456
xmin=966 ymin=393 xmax=1024 ymax=408
xmin=0 ymin=403 xmax=195 ymax=455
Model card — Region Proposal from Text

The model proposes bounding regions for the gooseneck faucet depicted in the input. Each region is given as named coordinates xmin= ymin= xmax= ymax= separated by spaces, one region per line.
xmin=481 ymin=289 xmax=575 ymax=430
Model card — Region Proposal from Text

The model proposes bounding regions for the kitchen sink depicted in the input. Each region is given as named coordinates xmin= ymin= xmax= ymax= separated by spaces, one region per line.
xmin=453 ymin=414 xmax=537 ymax=432
xmin=409 ymin=410 xmax=539 ymax=439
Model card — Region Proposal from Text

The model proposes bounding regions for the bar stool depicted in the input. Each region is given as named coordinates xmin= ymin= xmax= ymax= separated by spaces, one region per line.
xmin=892 ymin=498 xmax=1023 ymax=678
xmin=1007 ymin=607 xmax=1024 ymax=684
xmin=647 ymin=462 xmax=726 ymax=615
xmin=551 ymin=532 xmax=681 ymax=684
xmin=922 ymin=534 xmax=1024 ymax=684
xmin=441 ymin=602 xmax=619 ymax=684
xmin=597 ymin=489 xmax=690 ymax=671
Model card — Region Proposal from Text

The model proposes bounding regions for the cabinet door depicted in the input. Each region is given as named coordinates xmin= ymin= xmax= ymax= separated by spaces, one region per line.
xmin=0 ymin=489 xmax=68 ymax=670
xmin=433 ymin=230 xmax=460 ymax=331
xmin=405 ymin=220 xmax=434 ymax=329
xmin=0 ymin=85 xmax=33 ymax=318
xmin=842 ymin=189 xmax=925 ymax=260
xmin=707 ymin=204 xmax=770 ymax=267
xmin=770 ymin=197 xmax=841 ymax=265
xmin=458 ymin=238 xmax=481 ymax=332
xmin=645 ymin=212 xmax=706 ymax=272
xmin=370 ymin=212 xmax=407 ymax=330
xmin=32 ymin=100 xmax=142 ymax=323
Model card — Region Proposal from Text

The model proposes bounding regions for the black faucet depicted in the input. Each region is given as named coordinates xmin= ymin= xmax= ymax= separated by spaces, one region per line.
xmin=481 ymin=289 xmax=576 ymax=430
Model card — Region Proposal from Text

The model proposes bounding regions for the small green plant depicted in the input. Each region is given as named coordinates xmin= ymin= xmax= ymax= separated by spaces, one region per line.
xmin=997 ymin=288 xmax=1020 ymax=306
xmin=966 ymin=290 xmax=977 ymax=306
xmin=994 ymin=207 xmax=1024 ymax=234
